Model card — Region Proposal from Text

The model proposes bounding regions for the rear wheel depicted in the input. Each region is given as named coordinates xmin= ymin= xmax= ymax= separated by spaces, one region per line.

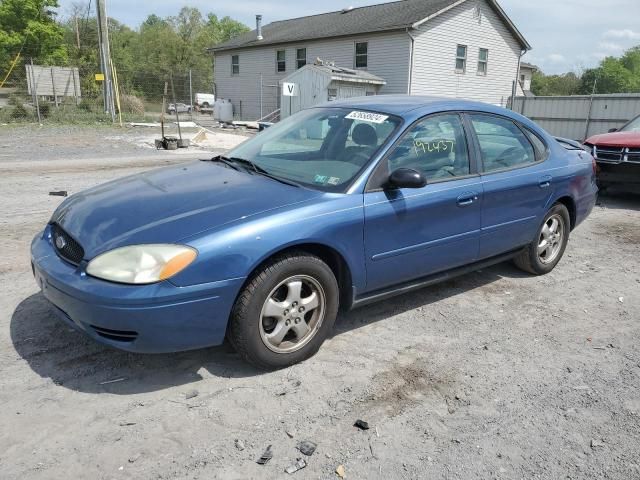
xmin=514 ymin=204 xmax=570 ymax=275
xmin=228 ymin=252 xmax=339 ymax=370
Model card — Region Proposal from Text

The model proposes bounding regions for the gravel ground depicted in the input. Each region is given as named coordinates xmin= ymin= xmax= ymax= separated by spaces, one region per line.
xmin=0 ymin=125 xmax=639 ymax=480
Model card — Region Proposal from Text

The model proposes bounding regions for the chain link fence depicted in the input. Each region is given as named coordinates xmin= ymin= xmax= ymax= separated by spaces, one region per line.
xmin=1 ymin=52 xmax=215 ymax=125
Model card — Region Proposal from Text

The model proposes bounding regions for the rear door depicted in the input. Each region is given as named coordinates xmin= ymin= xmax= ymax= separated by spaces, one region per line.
xmin=467 ymin=113 xmax=552 ymax=259
xmin=363 ymin=113 xmax=482 ymax=292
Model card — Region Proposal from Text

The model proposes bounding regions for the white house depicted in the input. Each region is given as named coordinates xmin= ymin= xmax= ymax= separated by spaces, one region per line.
xmin=210 ymin=0 xmax=531 ymax=120
xmin=517 ymin=62 xmax=538 ymax=96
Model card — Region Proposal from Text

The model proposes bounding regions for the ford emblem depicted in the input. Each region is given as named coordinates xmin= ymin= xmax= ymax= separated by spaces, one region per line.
xmin=55 ymin=235 xmax=67 ymax=250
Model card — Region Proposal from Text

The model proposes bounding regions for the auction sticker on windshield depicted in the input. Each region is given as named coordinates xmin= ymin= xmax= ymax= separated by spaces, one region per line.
xmin=346 ymin=111 xmax=389 ymax=124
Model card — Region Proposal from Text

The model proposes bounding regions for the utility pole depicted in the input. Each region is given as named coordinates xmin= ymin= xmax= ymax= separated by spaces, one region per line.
xmin=74 ymin=16 xmax=81 ymax=49
xmin=96 ymin=0 xmax=115 ymax=121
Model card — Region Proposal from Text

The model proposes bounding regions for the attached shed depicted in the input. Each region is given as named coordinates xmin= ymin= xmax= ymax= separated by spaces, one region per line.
xmin=280 ymin=63 xmax=386 ymax=118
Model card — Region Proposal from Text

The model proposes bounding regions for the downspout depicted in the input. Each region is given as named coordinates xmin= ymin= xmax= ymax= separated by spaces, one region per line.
xmin=512 ymin=48 xmax=526 ymax=110
xmin=406 ymin=27 xmax=417 ymax=95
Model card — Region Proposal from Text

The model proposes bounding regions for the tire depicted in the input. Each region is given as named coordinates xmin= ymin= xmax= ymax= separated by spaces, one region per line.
xmin=202 ymin=102 xmax=209 ymax=108
xmin=514 ymin=203 xmax=571 ymax=275
xmin=228 ymin=252 xmax=339 ymax=370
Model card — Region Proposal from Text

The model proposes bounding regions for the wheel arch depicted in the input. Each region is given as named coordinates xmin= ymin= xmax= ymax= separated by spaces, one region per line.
xmin=238 ymin=242 xmax=355 ymax=312
xmin=554 ymin=195 xmax=577 ymax=230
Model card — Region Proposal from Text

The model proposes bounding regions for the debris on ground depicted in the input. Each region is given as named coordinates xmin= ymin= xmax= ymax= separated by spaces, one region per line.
xmin=297 ymin=440 xmax=317 ymax=456
xmin=256 ymin=445 xmax=273 ymax=465
xmin=99 ymin=377 xmax=126 ymax=385
xmin=184 ymin=389 xmax=199 ymax=400
xmin=336 ymin=464 xmax=346 ymax=478
xmin=234 ymin=439 xmax=245 ymax=451
xmin=284 ymin=458 xmax=307 ymax=474
xmin=591 ymin=439 xmax=605 ymax=448
xmin=128 ymin=453 xmax=141 ymax=463
xmin=118 ymin=422 xmax=136 ymax=427
xmin=354 ymin=419 xmax=370 ymax=430
xmin=285 ymin=430 xmax=295 ymax=438
xmin=48 ymin=191 xmax=68 ymax=197
xmin=618 ymin=297 xmax=624 ymax=303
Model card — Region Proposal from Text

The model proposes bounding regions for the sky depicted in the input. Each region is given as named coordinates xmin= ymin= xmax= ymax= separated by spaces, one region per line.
xmin=55 ymin=0 xmax=640 ymax=75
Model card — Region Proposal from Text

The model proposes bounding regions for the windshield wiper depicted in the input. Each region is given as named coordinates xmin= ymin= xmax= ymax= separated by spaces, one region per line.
xmin=226 ymin=156 xmax=302 ymax=188
xmin=206 ymin=155 xmax=241 ymax=171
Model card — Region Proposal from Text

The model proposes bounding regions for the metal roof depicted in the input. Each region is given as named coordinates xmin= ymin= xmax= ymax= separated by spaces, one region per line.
xmin=210 ymin=0 xmax=530 ymax=52
xmin=292 ymin=63 xmax=387 ymax=85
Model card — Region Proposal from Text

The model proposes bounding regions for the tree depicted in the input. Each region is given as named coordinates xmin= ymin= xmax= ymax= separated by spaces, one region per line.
xmin=0 ymin=0 xmax=68 ymax=75
xmin=579 ymin=56 xmax=639 ymax=94
xmin=530 ymin=71 xmax=581 ymax=96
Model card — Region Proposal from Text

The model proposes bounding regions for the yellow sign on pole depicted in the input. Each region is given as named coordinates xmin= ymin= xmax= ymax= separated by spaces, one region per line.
xmin=95 ymin=73 xmax=105 ymax=81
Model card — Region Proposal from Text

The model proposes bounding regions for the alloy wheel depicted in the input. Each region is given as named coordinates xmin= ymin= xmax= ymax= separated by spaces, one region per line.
xmin=538 ymin=214 xmax=564 ymax=264
xmin=259 ymin=275 xmax=326 ymax=354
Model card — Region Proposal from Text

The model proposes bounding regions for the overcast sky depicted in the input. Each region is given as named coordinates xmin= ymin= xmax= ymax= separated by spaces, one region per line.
xmin=56 ymin=0 xmax=640 ymax=74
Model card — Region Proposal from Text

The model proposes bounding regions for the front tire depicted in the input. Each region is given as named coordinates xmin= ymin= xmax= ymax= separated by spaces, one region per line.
xmin=228 ymin=252 xmax=339 ymax=370
xmin=514 ymin=203 xmax=570 ymax=275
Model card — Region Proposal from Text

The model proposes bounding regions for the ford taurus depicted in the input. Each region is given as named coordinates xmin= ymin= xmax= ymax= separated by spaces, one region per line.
xmin=31 ymin=96 xmax=598 ymax=369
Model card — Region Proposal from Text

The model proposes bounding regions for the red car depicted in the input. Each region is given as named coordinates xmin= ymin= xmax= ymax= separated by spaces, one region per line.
xmin=584 ymin=115 xmax=640 ymax=190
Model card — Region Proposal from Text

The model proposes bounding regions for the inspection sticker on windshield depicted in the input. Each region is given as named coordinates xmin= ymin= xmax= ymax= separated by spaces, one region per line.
xmin=346 ymin=111 xmax=389 ymax=124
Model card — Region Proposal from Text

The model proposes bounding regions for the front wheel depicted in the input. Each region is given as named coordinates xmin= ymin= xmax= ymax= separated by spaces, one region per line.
xmin=514 ymin=203 xmax=570 ymax=275
xmin=228 ymin=252 xmax=339 ymax=370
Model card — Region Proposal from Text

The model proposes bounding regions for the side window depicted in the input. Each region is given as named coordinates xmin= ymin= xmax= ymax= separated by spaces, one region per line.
xmin=355 ymin=42 xmax=368 ymax=68
xmin=522 ymin=127 xmax=548 ymax=161
xmin=470 ymin=114 xmax=536 ymax=173
xmin=386 ymin=114 xmax=470 ymax=181
xmin=276 ymin=50 xmax=286 ymax=72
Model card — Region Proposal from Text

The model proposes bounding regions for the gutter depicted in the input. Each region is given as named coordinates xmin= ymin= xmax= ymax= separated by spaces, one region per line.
xmin=511 ymin=48 xmax=527 ymax=110
xmin=406 ymin=27 xmax=417 ymax=95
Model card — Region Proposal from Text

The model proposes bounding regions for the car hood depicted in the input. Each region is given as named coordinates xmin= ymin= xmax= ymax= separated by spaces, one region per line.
xmin=586 ymin=131 xmax=640 ymax=148
xmin=52 ymin=161 xmax=321 ymax=259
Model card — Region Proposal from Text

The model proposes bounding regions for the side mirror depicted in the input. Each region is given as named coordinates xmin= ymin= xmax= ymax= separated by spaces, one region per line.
xmin=608 ymin=128 xmax=618 ymax=133
xmin=387 ymin=168 xmax=427 ymax=189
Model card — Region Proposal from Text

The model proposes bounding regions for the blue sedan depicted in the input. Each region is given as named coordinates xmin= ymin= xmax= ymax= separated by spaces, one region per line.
xmin=31 ymin=96 xmax=597 ymax=369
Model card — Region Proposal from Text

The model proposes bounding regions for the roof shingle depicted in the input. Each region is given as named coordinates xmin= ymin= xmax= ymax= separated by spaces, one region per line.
xmin=211 ymin=0 xmax=466 ymax=51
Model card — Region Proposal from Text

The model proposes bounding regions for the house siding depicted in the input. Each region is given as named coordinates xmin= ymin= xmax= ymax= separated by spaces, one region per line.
xmin=214 ymin=31 xmax=411 ymax=120
xmin=410 ymin=0 xmax=521 ymax=106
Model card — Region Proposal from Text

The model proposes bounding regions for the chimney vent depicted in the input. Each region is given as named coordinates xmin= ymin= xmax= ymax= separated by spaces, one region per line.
xmin=256 ymin=15 xmax=263 ymax=41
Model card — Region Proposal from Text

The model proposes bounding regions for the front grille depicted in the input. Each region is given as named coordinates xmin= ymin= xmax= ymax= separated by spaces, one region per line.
xmin=627 ymin=147 xmax=640 ymax=164
xmin=51 ymin=223 xmax=85 ymax=265
xmin=90 ymin=325 xmax=138 ymax=343
xmin=594 ymin=145 xmax=624 ymax=163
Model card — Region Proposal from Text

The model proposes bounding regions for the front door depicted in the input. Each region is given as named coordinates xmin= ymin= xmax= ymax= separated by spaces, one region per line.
xmin=363 ymin=113 xmax=482 ymax=292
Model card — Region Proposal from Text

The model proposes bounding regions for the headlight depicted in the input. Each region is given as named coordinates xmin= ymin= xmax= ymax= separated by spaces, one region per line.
xmin=86 ymin=244 xmax=197 ymax=285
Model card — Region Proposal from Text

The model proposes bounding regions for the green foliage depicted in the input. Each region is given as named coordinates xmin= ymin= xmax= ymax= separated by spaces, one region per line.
xmin=0 ymin=0 xmax=68 ymax=73
xmin=531 ymin=45 xmax=640 ymax=96
xmin=530 ymin=71 xmax=581 ymax=96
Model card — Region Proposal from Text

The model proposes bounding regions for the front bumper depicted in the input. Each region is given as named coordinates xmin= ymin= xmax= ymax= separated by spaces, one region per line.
xmin=31 ymin=226 xmax=245 ymax=353
xmin=597 ymin=161 xmax=640 ymax=186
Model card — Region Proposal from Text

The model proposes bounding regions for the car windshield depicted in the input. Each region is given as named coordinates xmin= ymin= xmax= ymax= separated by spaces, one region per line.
xmin=621 ymin=116 xmax=640 ymax=132
xmin=226 ymin=107 xmax=402 ymax=192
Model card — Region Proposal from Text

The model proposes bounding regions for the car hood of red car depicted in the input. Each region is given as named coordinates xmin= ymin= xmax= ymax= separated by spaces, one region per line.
xmin=586 ymin=131 xmax=640 ymax=148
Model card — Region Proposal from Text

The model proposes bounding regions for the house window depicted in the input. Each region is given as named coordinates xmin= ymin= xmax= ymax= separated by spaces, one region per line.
xmin=478 ymin=48 xmax=488 ymax=75
xmin=276 ymin=50 xmax=286 ymax=72
xmin=296 ymin=48 xmax=307 ymax=69
xmin=355 ymin=42 xmax=368 ymax=68
xmin=520 ymin=74 xmax=526 ymax=83
xmin=455 ymin=45 xmax=467 ymax=72
xmin=231 ymin=55 xmax=239 ymax=75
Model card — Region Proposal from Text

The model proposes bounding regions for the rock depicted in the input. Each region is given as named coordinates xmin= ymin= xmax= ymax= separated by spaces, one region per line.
xmin=284 ymin=458 xmax=307 ymax=474
xmin=336 ymin=464 xmax=346 ymax=478
xmin=128 ymin=453 xmax=141 ymax=463
xmin=297 ymin=440 xmax=317 ymax=456
xmin=354 ymin=419 xmax=370 ymax=430
xmin=235 ymin=439 xmax=245 ymax=451
xmin=591 ymin=439 xmax=605 ymax=448
xmin=185 ymin=389 xmax=199 ymax=400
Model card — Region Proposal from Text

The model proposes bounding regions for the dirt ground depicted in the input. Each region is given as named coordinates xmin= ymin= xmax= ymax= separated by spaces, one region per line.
xmin=0 ymin=125 xmax=639 ymax=480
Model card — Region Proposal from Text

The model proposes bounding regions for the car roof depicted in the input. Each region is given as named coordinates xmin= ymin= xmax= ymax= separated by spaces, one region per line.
xmin=313 ymin=94 xmax=541 ymax=133
xmin=314 ymin=95 xmax=523 ymax=120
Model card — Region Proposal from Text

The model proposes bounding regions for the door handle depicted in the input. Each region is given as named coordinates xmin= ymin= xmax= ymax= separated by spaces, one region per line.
xmin=539 ymin=175 xmax=552 ymax=188
xmin=457 ymin=192 xmax=479 ymax=207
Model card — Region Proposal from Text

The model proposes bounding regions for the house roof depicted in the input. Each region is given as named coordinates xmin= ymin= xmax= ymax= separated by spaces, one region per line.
xmin=210 ymin=0 xmax=530 ymax=52
xmin=520 ymin=62 xmax=539 ymax=71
